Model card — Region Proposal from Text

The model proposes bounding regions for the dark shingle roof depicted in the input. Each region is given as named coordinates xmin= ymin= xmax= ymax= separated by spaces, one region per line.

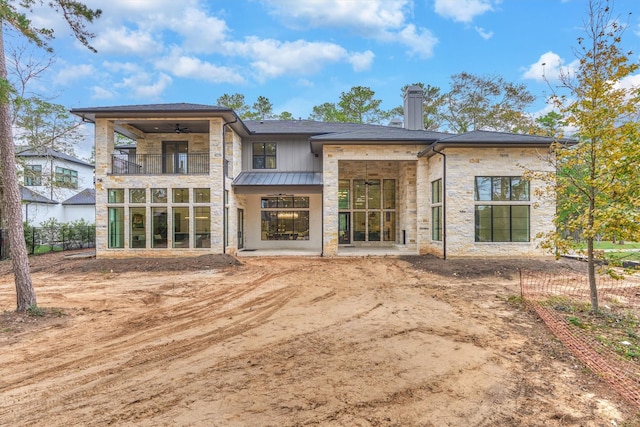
xmin=20 ymin=186 xmax=57 ymax=204
xmin=62 ymin=188 xmax=96 ymax=205
xmin=233 ymin=172 xmax=322 ymax=186
xmin=70 ymin=103 xmax=231 ymax=114
xmin=16 ymin=147 xmax=94 ymax=167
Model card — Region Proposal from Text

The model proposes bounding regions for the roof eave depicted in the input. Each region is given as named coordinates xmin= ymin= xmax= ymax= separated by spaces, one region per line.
xmin=418 ymin=141 xmax=554 ymax=158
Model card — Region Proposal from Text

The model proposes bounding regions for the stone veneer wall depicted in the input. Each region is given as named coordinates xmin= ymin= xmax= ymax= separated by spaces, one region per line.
xmin=443 ymin=146 xmax=555 ymax=258
xmin=94 ymin=117 xmax=225 ymax=258
xmin=323 ymin=144 xmax=423 ymax=256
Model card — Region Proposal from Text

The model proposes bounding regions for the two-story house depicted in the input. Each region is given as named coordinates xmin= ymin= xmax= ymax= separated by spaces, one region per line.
xmin=17 ymin=148 xmax=95 ymax=226
xmin=70 ymin=86 xmax=557 ymax=259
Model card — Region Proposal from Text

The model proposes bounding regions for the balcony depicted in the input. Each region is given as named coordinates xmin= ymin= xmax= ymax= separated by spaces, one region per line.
xmin=111 ymin=153 xmax=209 ymax=175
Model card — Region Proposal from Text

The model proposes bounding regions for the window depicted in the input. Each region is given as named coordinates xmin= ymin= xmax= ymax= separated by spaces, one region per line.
xmin=194 ymin=188 xmax=210 ymax=203
xmin=55 ymin=167 xmax=78 ymax=189
xmin=475 ymin=205 xmax=530 ymax=242
xmin=474 ymin=176 xmax=529 ymax=201
xmin=194 ymin=207 xmax=211 ymax=248
xmin=24 ymin=165 xmax=42 ymax=186
xmin=343 ymin=178 xmax=396 ymax=242
xmin=253 ymin=142 xmax=276 ymax=169
xmin=151 ymin=188 xmax=167 ymax=203
xmin=474 ymin=176 xmax=530 ymax=242
xmin=108 ymin=189 xmax=124 ymax=203
xmin=108 ymin=207 xmax=124 ymax=248
xmin=173 ymin=188 xmax=189 ymax=203
xmin=260 ymin=196 xmax=309 ymax=240
xmin=173 ymin=207 xmax=190 ymax=248
xmin=130 ymin=207 xmax=146 ymax=248
xmin=338 ymin=179 xmax=350 ymax=209
xmin=431 ymin=179 xmax=442 ymax=241
xmin=130 ymin=189 xmax=146 ymax=203
xmin=432 ymin=179 xmax=442 ymax=203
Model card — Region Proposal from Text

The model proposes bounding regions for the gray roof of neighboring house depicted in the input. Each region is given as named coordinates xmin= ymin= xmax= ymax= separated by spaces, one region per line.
xmin=20 ymin=186 xmax=57 ymax=204
xmin=62 ymin=188 xmax=96 ymax=205
xmin=16 ymin=147 xmax=94 ymax=168
xmin=233 ymin=172 xmax=323 ymax=186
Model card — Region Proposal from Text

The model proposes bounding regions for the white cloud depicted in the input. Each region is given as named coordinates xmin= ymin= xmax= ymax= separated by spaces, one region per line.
xmin=434 ymin=0 xmax=497 ymax=23
xmin=394 ymin=24 xmax=438 ymax=58
xmin=475 ymin=27 xmax=493 ymax=40
xmin=163 ymin=7 xmax=230 ymax=54
xmin=522 ymin=51 xmax=578 ymax=83
xmin=232 ymin=37 xmax=355 ymax=79
xmin=119 ymin=72 xmax=173 ymax=99
xmin=616 ymin=74 xmax=640 ymax=91
xmin=92 ymin=27 xmax=163 ymax=56
xmin=261 ymin=0 xmax=436 ymax=58
xmin=155 ymin=51 xmax=245 ymax=84
xmin=261 ymin=0 xmax=409 ymax=33
xmin=55 ymin=64 xmax=96 ymax=85
xmin=91 ymin=86 xmax=116 ymax=100
xmin=348 ymin=51 xmax=375 ymax=72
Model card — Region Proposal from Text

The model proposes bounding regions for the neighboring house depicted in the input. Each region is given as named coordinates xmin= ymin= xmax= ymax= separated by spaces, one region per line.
xmin=16 ymin=147 xmax=95 ymax=226
xmin=70 ymin=86 xmax=557 ymax=258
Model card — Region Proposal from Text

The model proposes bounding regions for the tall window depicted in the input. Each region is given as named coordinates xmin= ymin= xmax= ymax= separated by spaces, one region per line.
xmin=431 ymin=179 xmax=442 ymax=241
xmin=261 ymin=196 xmax=309 ymax=240
xmin=108 ymin=207 xmax=124 ymax=248
xmin=24 ymin=165 xmax=42 ymax=186
xmin=347 ymin=178 xmax=396 ymax=242
xmin=474 ymin=176 xmax=530 ymax=242
xmin=55 ymin=167 xmax=78 ymax=189
xmin=253 ymin=142 xmax=276 ymax=169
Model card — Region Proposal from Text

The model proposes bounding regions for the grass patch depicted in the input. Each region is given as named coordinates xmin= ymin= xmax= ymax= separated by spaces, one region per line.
xmin=574 ymin=241 xmax=640 ymax=250
xmin=548 ymin=298 xmax=640 ymax=362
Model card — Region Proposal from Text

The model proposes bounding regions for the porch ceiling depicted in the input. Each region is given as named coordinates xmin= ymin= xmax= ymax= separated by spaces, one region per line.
xmin=116 ymin=119 xmax=211 ymax=135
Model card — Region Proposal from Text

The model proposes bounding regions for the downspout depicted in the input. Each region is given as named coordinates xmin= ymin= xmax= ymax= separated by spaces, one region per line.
xmin=221 ymin=117 xmax=238 ymax=254
xmin=433 ymin=145 xmax=447 ymax=260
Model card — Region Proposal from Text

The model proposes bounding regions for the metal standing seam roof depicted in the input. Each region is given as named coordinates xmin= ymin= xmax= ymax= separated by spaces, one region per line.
xmin=232 ymin=172 xmax=323 ymax=186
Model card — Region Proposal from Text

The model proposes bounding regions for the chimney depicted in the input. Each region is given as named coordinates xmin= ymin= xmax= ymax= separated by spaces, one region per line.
xmin=403 ymin=85 xmax=424 ymax=130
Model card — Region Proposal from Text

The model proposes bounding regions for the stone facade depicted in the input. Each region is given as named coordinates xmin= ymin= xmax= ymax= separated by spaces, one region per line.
xmin=443 ymin=146 xmax=555 ymax=258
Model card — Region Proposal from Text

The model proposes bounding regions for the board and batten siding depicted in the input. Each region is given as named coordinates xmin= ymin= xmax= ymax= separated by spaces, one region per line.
xmin=242 ymin=137 xmax=321 ymax=172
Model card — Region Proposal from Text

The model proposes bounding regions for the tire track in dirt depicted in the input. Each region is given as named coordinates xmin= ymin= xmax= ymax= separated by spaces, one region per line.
xmin=0 ymin=268 xmax=301 ymax=424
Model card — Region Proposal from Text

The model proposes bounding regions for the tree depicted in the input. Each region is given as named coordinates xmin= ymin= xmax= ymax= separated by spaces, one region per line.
xmin=533 ymin=111 xmax=566 ymax=137
xmin=246 ymin=95 xmax=274 ymax=121
xmin=442 ymin=72 xmax=536 ymax=133
xmin=216 ymin=93 xmax=249 ymax=118
xmin=309 ymin=102 xmax=345 ymax=122
xmin=532 ymin=0 xmax=640 ymax=311
xmin=278 ymin=111 xmax=294 ymax=120
xmin=309 ymin=86 xmax=390 ymax=124
xmin=0 ymin=1 xmax=101 ymax=312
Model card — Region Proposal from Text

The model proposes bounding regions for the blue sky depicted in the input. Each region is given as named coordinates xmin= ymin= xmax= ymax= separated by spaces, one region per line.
xmin=17 ymin=0 xmax=640 ymax=142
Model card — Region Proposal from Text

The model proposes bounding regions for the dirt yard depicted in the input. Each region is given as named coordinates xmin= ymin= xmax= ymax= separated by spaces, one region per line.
xmin=0 ymin=251 xmax=637 ymax=426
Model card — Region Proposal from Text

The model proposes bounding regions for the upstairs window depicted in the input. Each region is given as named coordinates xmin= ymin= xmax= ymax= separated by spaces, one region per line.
xmin=24 ymin=165 xmax=42 ymax=186
xmin=253 ymin=142 xmax=276 ymax=169
xmin=55 ymin=167 xmax=78 ymax=189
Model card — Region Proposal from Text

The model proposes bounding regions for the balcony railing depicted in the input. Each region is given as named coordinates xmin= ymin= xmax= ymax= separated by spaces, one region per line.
xmin=111 ymin=153 xmax=209 ymax=175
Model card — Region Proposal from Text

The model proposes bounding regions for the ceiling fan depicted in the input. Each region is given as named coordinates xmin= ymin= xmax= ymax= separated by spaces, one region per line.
xmin=173 ymin=123 xmax=190 ymax=133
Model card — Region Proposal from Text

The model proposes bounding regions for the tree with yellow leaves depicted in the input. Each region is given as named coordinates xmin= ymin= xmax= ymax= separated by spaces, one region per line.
xmin=535 ymin=0 xmax=640 ymax=311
